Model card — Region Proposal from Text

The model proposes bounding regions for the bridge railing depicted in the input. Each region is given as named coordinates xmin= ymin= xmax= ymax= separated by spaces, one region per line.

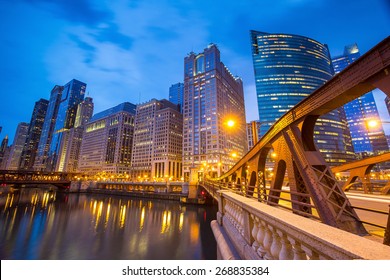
xmin=201 ymin=179 xmax=318 ymax=219
xmin=212 ymin=190 xmax=390 ymax=260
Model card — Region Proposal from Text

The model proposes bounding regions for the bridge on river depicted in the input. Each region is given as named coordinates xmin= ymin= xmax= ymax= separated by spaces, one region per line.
xmin=200 ymin=36 xmax=390 ymax=259
xmin=0 ymin=170 xmax=81 ymax=190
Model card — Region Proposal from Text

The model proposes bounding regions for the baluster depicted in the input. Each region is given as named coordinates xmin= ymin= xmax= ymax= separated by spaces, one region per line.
xmin=262 ymin=222 xmax=273 ymax=260
xmin=277 ymin=230 xmax=294 ymax=260
xmin=288 ymin=237 xmax=307 ymax=260
xmin=250 ymin=215 xmax=260 ymax=251
xmin=269 ymin=225 xmax=282 ymax=260
xmin=302 ymin=245 xmax=320 ymax=260
xmin=256 ymin=218 xmax=267 ymax=258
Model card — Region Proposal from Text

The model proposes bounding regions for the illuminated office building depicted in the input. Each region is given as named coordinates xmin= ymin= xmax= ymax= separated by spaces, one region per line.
xmin=250 ymin=30 xmax=355 ymax=165
xmin=78 ymin=102 xmax=136 ymax=175
xmin=332 ymin=44 xmax=389 ymax=156
xmin=47 ymin=79 xmax=86 ymax=171
xmin=6 ymin=122 xmax=29 ymax=170
xmin=183 ymin=44 xmax=247 ymax=181
xmin=169 ymin=82 xmax=184 ymax=113
xmin=57 ymin=97 xmax=94 ymax=172
xmin=34 ymin=85 xmax=63 ymax=170
xmin=131 ymin=99 xmax=182 ymax=181
xmin=19 ymin=98 xmax=49 ymax=170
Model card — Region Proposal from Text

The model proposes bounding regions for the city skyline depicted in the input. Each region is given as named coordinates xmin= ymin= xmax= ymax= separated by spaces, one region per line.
xmin=1 ymin=0 xmax=390 ymax=142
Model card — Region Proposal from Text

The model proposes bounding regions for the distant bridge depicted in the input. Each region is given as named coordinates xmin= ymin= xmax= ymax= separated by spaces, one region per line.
xmin=202 ymin=36 xmax=390 ymax=259
xmin=0 ymin=170 xmax=80 ymax=190
xmin=331 ymin=152 xmax=390 ymax=194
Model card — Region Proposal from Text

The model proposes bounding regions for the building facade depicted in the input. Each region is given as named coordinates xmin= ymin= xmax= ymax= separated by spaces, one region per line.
xmin=250 ymin=30 xmax=355 ymax=166
xmin=34 ymin=85 xmax=63 ymax=170
xmin=6 ymin=122 xmax=29 ymax=170
xmin=19 ymin=98 xmax=49 ymax=170
xmin=56 ymin=97 xmax=94 ymax=172
xmin=183 ymin=44 xmax=247 ymax=181
xmin=47 ymin=79 xmax=86 ymax=171
xmin=332 ymin=44 xmax=389 ymax=156
xmin=78 ymin=102 xmax=136 ymax=176
xmin=131 ymin=99 xmax=183 ymax=181
xmin=169 ymin=82 xmax=184 ymax=113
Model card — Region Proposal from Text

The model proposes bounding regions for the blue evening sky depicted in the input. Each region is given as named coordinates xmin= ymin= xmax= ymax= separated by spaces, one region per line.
xmin=1 ymin=0 xmax=389 ymax=142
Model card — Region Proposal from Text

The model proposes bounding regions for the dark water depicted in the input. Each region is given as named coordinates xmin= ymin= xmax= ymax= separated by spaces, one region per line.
xmin=0 ymin=188 xmax=218 ymax=260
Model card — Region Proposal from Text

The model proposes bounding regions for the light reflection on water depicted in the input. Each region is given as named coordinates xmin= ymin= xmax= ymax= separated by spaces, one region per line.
xmin=0 ymin=188 xmax=217 ymax=260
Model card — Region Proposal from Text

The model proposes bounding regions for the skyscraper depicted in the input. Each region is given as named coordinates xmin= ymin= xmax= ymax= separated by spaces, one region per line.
xmin=78 ymin=102 xmax=136 ymax=175
xmin=0 ymin=135 xmax=9 ymax=168
xmin=131 ymin=99 xmax=183 ymax=181
xmin=6 ymin=122 xmax=29 ymax=170
xmin=56 ymin=97 xmax=94 ymax=172
xmin=34 ymin=85 xmax=63 ymax=170
xmin=19 ymin=98 xmax=49 ymax=170
xmin=47 ymin=79 xmax=86 ymax=171
xmin=332 ymin=44 xmax=389 ymax=156
xmin=183 ymin=44 xmax=247 ymax=181
xmin=250 ymin=30 xmax=355 ymax=165
xmin=169 ymin=82 xmax=184 ymax=113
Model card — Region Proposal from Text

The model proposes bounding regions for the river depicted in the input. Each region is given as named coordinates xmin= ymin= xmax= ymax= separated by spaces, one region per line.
xmin=0 ymin=188 xmax=218 ymax=260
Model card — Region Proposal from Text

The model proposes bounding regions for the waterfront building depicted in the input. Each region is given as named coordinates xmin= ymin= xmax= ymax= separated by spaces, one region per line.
xmin=250 ymin=30 xmax=355 ymax=166
xmin=46 ymin=79 xmax=86 ymax=171
xmin=19 ymin=98 xmax=49 ymax=170
xmin=169 ymin=82 xmax=184 ymax=113
xmin=0 ymin=135 xmax=9 ymax=168
xmin=57 ymin=97 xmax=94 ymax=172
xmin=246 ymin=120 xmax=261 ymax=150
xmin=6 ymin=122 xmax=29 ymax=170
xmin=78 ymin=102 xmax=136 ymax=176
xmin=332 ymin=44 xmax=389 ymax=156
xmin=34 ymin=86 xmax=63 ymax=171
xmin=131 ymin=99 xmax=183 ymax=181
xmin=183 ymin=44 xmax=247 ymax=181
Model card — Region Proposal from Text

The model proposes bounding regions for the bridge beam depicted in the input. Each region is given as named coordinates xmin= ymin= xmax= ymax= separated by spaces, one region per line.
xmin=282 ymin=122 xmax=367 ymax=235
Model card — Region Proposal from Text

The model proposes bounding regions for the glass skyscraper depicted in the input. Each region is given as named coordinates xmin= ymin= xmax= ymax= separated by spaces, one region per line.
xmin=250 ymin=30 xmax=355 ymax=165
xmin=169 ymin=82 xmax=184 ymax=113
xmin=332 ymin=44 xmax=389 ymax=156
xmin=183 ymin=44 xmax=247 ymax=181
xmin=34 ymin=85 xmax=63 ymax=170
xmin=19 ymin=98 xmax=49 ymax=170
xmin=47 ymin=79 xmax=86 ymax=171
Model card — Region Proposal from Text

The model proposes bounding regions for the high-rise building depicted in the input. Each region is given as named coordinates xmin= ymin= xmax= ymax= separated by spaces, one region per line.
xmin=19 ymin=98 xmax=49 ymax=170
xmin=6 ymin=122 xmax=29 ymax=170
xmin=0 ymin=135 xmax=9 ymax=168
xmin=78 ymin=102 xmax=136 ymax=175
xmin=332 ymin=44 xmax=389 ymax=156
xmin=169 ymin=82 xmax=184 ymax=113
xmin=131 ymin=99 xmax=183 ymax=181
xmin=47 ymin=79 xmax=86 ymax=171
xmin=246 ymin=120 xmax=261 ymax=150
xmin=34 ymin=85 xmax=63 ymax=170
xmin=250 ymin=30 xmax=355 ymax=166
xmin=386 ymin=96 xmax=390 ymax=117
xmin=56 ymin=97 xmax=94 ymax=172
xmin=183 ymin=44 xmax=247 ymax=181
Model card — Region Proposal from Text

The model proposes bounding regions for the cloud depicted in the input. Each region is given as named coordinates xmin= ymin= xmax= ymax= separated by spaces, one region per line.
xmin=21 ymin=0 xmax=112 ymax=25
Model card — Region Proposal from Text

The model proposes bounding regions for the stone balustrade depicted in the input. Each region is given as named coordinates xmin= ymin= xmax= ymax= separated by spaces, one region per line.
xmin=211 ymin=190 xmax=390 ymax=260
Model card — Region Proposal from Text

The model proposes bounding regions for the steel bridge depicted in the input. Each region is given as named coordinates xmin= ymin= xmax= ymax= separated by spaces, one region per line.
xmin=201 ymin=36 xmax=390 ymax=241
xmin=0 ymin=170 xmax=81 ymax=190
xmin=331 ymin=152 xmax=390 ymax=194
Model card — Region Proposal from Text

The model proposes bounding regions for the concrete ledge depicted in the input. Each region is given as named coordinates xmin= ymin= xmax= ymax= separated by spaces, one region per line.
xmin=211 ymin=220 xmax=241 ymax=260
xmin=220 ymin=191 xmax=390 ymax=259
